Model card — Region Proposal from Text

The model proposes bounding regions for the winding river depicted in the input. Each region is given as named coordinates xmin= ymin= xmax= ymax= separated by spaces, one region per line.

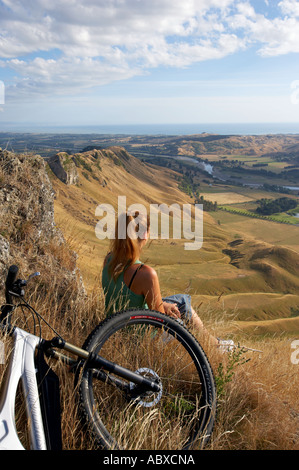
xmin=136 ymin=151 xmax=299 ymax=192
xmin=172 ymin=156 xmax=299 ymax=192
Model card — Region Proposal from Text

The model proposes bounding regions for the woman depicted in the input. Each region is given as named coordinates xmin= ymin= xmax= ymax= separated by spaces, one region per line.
xmin=101 ymin=211 xmax=233 ymax=349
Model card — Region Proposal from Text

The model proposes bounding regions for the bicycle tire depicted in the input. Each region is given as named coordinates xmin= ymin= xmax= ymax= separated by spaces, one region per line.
xmin=77 ymin=309 xmax=216 ymax=450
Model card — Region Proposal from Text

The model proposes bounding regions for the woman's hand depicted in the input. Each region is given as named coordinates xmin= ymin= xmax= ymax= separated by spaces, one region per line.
xmin=163 ymin=301 xmax=181 ymax=319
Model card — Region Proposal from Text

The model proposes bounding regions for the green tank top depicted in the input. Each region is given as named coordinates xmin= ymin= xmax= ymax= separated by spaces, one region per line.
xmin=101 ymin=255 xmax=149 ymax=316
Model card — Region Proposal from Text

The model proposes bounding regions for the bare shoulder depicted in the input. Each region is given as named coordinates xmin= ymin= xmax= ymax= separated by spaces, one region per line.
xmin=139 ymin=264 xmax=158 ymax=282
xmin=137 ymin=264 xmax=161 ymax=300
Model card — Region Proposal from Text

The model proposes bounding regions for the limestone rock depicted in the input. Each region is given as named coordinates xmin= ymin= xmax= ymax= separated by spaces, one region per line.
xmin=48 ymin=152 xmax=79 ymax=185
xmin=0 ymin=149 xmax=85 ymax=304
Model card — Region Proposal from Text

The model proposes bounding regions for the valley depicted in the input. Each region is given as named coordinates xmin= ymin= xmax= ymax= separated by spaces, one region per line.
xmin=2 ymin=131 xmax=299 ymax=336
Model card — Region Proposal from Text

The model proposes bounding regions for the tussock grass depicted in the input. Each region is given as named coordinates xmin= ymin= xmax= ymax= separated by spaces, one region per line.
xmin=1 ymin=151 xmax=299 ymax=450
xmin=209 ymin=337 xmax=299 ymax=450
xmin=192 ymin=302 xmax=299 ymax=450
xmin=4 ymin=280 xmax=299 ymax=450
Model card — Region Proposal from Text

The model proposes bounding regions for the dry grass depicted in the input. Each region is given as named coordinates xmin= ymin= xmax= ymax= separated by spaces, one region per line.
xmin=1 ymin=150 xmax=299 ymax=450
xmin=0 ymin=150 xmax=105 ymax=449
xmin=192 ymin=303 xmax=299 ymax=451
xmin=0 ymin=283 xmax=105 ymax=450
xmin=209 ymin=338 xmax=299 ymax=450
xmin=3 ymin=281 xmax=299 ymax=451
xmin=199 ymin=192 xmax=254 ymax=205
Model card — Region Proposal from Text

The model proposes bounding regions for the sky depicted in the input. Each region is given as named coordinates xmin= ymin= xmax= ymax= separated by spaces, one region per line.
xmin=1 ymin=0 xmax=299 ymax=129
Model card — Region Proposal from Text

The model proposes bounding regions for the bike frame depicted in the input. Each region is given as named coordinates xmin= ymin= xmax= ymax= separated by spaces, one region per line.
xmin=0 ymin=322 xmax=162 ymax=450
xmin=0 ymin=264 xmax=163 ymax=450
xmin=0 ymin=326 xmax=47 ymax=450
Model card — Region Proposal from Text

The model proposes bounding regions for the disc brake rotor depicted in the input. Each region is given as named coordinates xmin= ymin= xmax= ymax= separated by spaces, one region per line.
xmin=129 ymin=368 xmax=163 ymax=408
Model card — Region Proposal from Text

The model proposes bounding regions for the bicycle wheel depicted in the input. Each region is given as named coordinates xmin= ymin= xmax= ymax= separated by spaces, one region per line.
xmin=78 ymin=310 xmax=216 ymax=450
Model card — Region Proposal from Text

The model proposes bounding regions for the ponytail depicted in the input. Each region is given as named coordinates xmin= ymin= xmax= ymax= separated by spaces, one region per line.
xmin=108 ymin=211 xmax=150 ymax=280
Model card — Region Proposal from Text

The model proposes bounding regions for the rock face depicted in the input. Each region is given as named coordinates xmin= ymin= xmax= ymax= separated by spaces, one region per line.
xmin=0 ymin=149 xmax=58 ymax=251
xmin=48 ymin=152 xmax=79 ymax=185
xmin=0 ymin=235 xmax=10 ymax=277
xmin=0 ymin=148 xmax=85 ymax=305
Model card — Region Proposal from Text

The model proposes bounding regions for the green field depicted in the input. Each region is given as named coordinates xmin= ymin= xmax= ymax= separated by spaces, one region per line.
xmin=218 ymin=203 xmax=299 ymax=225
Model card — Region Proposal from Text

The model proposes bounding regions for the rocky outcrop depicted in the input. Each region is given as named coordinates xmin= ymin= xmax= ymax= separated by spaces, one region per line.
xmin=0 ymin=150 xmax=58 ymax=242
xmin=48 ymin=152 xmax=79 ymax=185
xmin=0 ymin=148 xmax=85 ymax=306
xmin=0 ymin=235 xmax=10 ymax=280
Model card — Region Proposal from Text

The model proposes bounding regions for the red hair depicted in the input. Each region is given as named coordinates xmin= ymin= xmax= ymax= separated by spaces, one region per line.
xmin=108 ymin=211 xmax=150 ymax=280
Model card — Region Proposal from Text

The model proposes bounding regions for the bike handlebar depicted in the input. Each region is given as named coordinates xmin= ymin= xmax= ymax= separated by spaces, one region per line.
xmin=0 ymin=265 xmax=19 ymax=325
xmin=5 ymin=265 xmax=19 ymax=304
xmin=1 ymin=264 xmax=41 ymax=325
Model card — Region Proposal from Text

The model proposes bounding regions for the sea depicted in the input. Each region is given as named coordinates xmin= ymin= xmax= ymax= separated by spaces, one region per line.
xmin=1 ymin=122 xmax=299 ymax=136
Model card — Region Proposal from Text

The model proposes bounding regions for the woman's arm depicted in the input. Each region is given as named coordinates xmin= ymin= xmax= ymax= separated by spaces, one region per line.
xmin=140 ymin=266 xmax=180 ymax=318
xmin=139 ymin=265 xmax=164 ymax=313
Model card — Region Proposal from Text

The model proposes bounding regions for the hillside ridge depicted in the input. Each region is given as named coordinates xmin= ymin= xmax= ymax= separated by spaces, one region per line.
xmin=46 ymin=146 xmax=299 ymax=331
xmin=1 ymin=145 xmax=298 ymax=332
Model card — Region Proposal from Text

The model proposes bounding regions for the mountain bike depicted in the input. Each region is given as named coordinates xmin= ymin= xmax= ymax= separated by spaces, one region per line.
xmin=0 ymin=264 xmax=216 ymax=450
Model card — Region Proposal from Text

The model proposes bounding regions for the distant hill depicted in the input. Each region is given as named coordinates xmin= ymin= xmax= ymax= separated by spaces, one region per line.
xmin=1 ymin=131 xmax=299 ymax=161
xmin=119 ymin=133 xmax=299 ymax=160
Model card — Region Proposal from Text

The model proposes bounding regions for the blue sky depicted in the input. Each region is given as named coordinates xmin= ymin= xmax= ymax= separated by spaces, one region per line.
xmin=1 ymin=0 xmax=299 ymax=128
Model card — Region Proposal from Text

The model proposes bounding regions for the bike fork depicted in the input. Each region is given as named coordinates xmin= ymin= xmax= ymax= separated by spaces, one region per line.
xmin=0 ymin=328 xmax=47 ymax=450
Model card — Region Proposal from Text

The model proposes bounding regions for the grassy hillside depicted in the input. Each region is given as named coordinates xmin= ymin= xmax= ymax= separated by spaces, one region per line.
xmin=48 ymin=146 xmax=299 ymax=449
xmin=49 ymin=147 xmax=193 ymax=284
xmin=1 ymin=148 xmax=299 ymax=450
xmin=48 ymin=146 xmax=299 ymax=336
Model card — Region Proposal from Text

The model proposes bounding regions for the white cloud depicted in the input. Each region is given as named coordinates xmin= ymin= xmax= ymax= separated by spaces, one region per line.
xmin=257 ymin=19 xmax=299 ymax=56
xmin=279 ymin=0 xmax=299 ymax=17
xmin=0 ymin=0 xmax=236 ymax=58
xmin=0 ymin=0 xmax=299 ymax=100
xmin=236 ymin=1 xmax=256 ymax=18
xmin=231 ymin=1 xmax=299 ymax=56
xmin=0 ymin=0 xmax=243 ymax=97
xmin=5 ymin=56 xmax=143 ymax=100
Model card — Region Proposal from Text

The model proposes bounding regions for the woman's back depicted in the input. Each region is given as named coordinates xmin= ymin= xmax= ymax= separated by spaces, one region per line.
xmin=101 ymin=211 xmax=164 ymax=317
xmin=102 ymin=254 xmax=148 ymax=316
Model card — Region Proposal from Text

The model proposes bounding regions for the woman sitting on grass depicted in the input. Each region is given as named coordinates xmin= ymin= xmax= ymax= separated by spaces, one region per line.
xmin=102 ymin=211 xmax=233 ymax=350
